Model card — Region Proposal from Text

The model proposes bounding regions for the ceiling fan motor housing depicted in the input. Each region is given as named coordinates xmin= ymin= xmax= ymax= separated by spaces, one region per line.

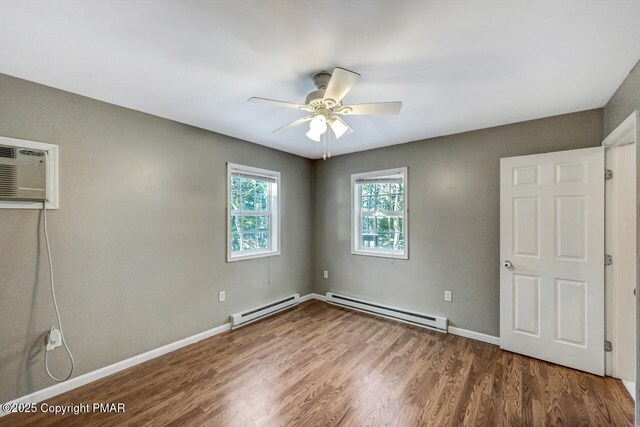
xmin=306 ymin=72 xmax=335 ymax=109
xmin=305 ymin=89 xmax=326 ymax=108
xmin=312 ymin=72 xmax=331 ymax=90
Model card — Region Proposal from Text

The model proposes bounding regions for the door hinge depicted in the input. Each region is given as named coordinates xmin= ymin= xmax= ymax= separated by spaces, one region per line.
xmin=605 ymin=254 xmax=613 ymax=266
xmin=605 ymin=169 xmax=613 ymax=180
xmin=605 ymin=340 xmax=613 ymax=352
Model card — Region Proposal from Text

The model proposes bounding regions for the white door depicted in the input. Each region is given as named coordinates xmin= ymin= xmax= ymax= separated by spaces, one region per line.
xmin=500 ymin=147 xmax=605 ymax=375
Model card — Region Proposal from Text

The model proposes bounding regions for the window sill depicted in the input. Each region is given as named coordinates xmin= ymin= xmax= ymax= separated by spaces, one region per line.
xmin=351 ymin=249 xmax=408 ymax=260
xmin=227 ymin=250 xmax=280 ymax=263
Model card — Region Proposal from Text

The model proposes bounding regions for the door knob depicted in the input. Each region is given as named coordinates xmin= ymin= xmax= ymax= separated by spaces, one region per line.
xmin=502 ymin=260 xmax=513 ymax=268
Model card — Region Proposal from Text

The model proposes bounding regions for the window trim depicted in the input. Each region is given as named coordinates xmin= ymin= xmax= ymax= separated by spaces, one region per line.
xmin=351 ymin=167 xmax=409 ymax=259
xmin=227 ymin=162 xmax=281 ymax=262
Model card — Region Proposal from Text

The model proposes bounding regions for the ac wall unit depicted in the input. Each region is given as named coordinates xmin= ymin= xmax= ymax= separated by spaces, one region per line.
xmin=326 ymin=292 xmax=448 ymax=332
xmin=230 ymin=294 xmax=300 ymax=329
xmin=0 ymin=144 xmax=46 ymax=201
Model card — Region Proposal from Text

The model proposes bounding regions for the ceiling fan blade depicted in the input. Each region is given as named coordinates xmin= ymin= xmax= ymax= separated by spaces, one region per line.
xmin=323 ymin=67 xmax=360 ymax=104
xmin=338 ymin=101 xmax=402 ymax=116
xmin=330 ymin=116 xmax=353 ymax=139
xmin=248 ymin=97 xmax=310 ymax=111
xmin=273 ymin=115 xmax=315 ymax=133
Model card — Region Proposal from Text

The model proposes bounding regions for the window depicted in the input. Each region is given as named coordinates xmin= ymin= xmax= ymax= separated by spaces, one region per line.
xmin=352 ymin=167 xmax=408 ymax=259
xmin=227 ymin=163 xmax=280 ymax=261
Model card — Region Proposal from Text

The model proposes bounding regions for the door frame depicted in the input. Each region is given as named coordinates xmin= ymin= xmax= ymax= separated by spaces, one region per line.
xmin=602 ymin=110 xmax=639 ymax=404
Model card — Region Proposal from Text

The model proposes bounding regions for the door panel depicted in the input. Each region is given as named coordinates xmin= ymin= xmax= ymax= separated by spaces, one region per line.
xmin=555 ymin=161 xmax=586 ymax=183
xmin=513 ymin=197 xmax=540 ymax=257
xmin=555 ymin=195 xmax=586 ymax=260
xmin=500 ymin=146 xmax=604 ymax=375
xmin=555 ymin=278 xmax=587 ymax=346
xmin=513 ymin=274 xmax=540 ymax=336
xmin=513 ymin=165 xmax=540 ymax=186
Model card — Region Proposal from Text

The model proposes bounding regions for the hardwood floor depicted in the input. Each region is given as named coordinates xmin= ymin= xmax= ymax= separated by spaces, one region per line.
xmin=2 ymin=300 xmax=634 ymax=426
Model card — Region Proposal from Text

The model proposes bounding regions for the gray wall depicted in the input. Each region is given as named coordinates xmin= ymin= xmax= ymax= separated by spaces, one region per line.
xmin=604 ymin=59 xmax=640 ymax=136
xmin=311 ymin=110 xmax=603 ymax=336
xmin=0 ymin=73 xmax=313 ymax=403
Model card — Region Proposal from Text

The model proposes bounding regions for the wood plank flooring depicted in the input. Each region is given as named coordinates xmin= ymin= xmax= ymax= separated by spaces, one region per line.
xmin=2 ymin=300 xmax=634 ymax=426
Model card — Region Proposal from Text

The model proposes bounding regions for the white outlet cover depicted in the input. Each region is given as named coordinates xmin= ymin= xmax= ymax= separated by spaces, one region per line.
xmin=444 ymin=291 xmax=452 ymax=302
xmin=219 ymin=291 xmax=226 ymax=302
xmin=323 ymin=271 xmax=329 ymax=279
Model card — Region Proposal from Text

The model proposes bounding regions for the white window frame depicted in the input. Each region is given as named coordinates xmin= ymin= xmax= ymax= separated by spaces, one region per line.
xmin=351 ymin=167 xmax=409 ymax=259
xmin=227 ymin=162 xmax=281 ymax=262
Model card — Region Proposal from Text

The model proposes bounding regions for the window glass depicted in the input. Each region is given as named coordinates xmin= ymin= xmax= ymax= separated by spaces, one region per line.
xmin=228 ymin=164 xmax=280 ymax=261
xmin=352 ymin=168 xmax=408 ymax=258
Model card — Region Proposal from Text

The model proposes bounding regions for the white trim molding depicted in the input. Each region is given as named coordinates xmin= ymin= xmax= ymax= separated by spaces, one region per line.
xmin=448 ymin=326 xmax=500 ymax=346
xmin=603 ymin=110 xmax=639 ymax=147
xmin=602 ymin=111 xmax=638 ymax=390
xmin=622 ymin=380 xmax=636 ymax=402
xmin=299 ymin=293 xmax=326 ymax=302
xmin=0 ymin=322 xmax=230 ymax=418
xmin=0 ymin=135 xmax=59 ymax=210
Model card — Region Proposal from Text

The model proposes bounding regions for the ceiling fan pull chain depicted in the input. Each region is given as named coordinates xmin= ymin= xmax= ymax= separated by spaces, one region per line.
xmin=328 ymin=131 xmax=332 ymax=159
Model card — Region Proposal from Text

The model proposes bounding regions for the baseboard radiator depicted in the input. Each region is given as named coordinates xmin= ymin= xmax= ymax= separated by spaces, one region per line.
xmin=326 ymin=292 xmax=448 ymax=332
xmin=230 ymin=294 xmax=300 ymax=329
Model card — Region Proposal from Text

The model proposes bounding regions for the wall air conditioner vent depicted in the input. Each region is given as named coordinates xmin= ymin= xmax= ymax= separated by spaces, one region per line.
xmin=0 ymin=136 xmax=58 ymax=208
xmin=0 ymin=143 xmax=46 ymax=201
xmin=0 ymin=146 xmax=15 ymax=159
xmin=0 ymin=164 xmax=17 ymax=197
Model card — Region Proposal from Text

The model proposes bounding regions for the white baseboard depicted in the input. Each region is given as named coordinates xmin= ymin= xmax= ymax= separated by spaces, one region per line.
xmin=447 ymin=326 xmax=500 ymax=346
xmin=1 ymin=322 xmax=230 ymax=417
xmin=622 ymin=380 xmax=636 ymax=401
xmin=299 ymin=293 xmax=326 ymax=302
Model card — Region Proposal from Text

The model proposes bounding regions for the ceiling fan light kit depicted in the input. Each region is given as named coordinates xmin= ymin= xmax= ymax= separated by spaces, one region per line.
xmin=328 ymin=116 xmax=351 ymax=139
xmin=249 ymin=67 xmax=402 ymax=159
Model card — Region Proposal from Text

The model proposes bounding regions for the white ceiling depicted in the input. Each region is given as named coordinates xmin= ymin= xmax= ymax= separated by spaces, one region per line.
xmin=1 ymin=1 xmax=640 ymax=159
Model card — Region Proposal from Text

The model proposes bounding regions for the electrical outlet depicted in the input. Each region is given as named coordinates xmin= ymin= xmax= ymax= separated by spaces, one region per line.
xmin=219 ymin=291 xmax=226 ymax=302
xmin=46 ymin=327 xmax=62 ymax=351
xmin=444 ymin=291 xmax=452 ymax=302
xmin=323 ymin=270 xmax=329 ymax=279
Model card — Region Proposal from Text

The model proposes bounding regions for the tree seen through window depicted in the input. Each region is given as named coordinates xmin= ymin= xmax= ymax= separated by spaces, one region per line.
xmin=230 ymin=176 xmax=271 ymax=252
xmin=360 ymin=181 xmax=404 ymax=251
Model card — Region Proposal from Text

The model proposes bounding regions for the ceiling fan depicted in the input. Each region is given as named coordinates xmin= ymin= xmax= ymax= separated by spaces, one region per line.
xmin=248 ymin=67 xmax=402 ymax=158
